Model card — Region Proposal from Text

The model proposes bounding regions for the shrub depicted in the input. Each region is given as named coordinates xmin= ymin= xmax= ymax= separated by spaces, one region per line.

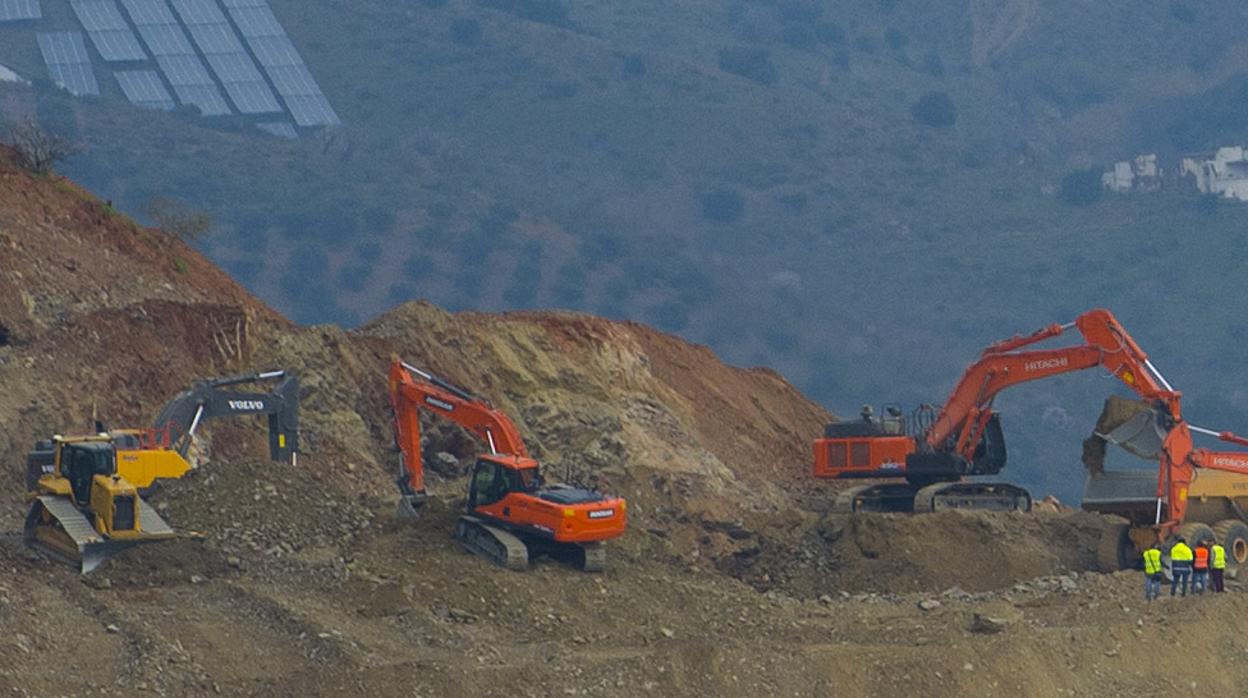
xmin=910 ymin=91 xmax=957 ymax=127
xmin=701 ymin=188 xmax=745 ymax=224
xmin=450 ymin=18 xmax=482 ymax=45
xmin=143 ymin=196 xmax=214 ymax=241
xmin=717 ymin=47 xmax=778 ymax=85
xmin=5 ymin=119 xmax=83 ymax=175
xmin=1058 ymin=168 xmax=1103 ymax=206
xmin=621 ymin=53 xmax=646 ymax=78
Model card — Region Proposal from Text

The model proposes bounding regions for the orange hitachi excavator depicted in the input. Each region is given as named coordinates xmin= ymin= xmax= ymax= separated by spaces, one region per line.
xmin=814 ymin=308 xmax=1191 ymax=513
xmin=388 ymin=356 xmax=626 ymax=571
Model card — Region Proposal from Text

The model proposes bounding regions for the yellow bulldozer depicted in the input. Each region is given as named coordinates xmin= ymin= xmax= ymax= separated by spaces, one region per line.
xmin=24 ymin=434 xmax=175 ymax=574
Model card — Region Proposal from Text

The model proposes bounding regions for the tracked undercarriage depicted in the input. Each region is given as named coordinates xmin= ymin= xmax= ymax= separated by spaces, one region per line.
xmin=831 ymin=481 xmax=1032 ymax=515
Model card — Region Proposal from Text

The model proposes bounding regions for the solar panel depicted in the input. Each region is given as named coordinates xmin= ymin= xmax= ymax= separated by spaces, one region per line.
xmin=0 ymin=0 xmax=41 ymax=21
xmin=47 ymin=62 xmax=100 ymax=96
xmin=115 ymin=70 xmax=175 ymax=109
xmin=204 ymin=51 xmax=261 ymax=82
xmin=256 ymin=121 xmax=297 ymax=139
xmin=170 ymin=82 xmax=230 ymax=115
xmin=265 ymin=63 xmax=319 ymax=95
xmin=38 ymin=32 xmax=93 ymax=65
xmin=221 ymin=0 xmax=267 ymax=8
xmin=228 ymin=5 xmax=282 ymax=38
xmin=185 ymin=22 xmax=245 ymax=53
xmin=155 ymin=53 xmax=213 ymax=85
xmin=71 ymin=0 xmax=129 ymax=30
xmin=119 ymin=0 xmax=176 ymax=25
xmin=86 ymin=28 xmax=149 ymax=61
xmin=221 ymin=80 xmax=280 ymax=113
xmin=168 ymin=0 xmax=225 ymax=25
xmin=246 ymin=34 xmax=300 ymax=67
xmin=283 ymin=94 xmax=339 ymax=127
xmin=134 ymin=22 xmax=194 ymax=55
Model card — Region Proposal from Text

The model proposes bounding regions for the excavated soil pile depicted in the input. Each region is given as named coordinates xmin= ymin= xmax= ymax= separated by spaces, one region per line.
xmin=6 ymin=149 xmax=1247 ymax=697
xmin=717 ymin=509 xmax=1114 ymax=595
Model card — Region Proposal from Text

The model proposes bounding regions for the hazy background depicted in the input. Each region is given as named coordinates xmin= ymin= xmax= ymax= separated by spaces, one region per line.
xmin=5 ymin=0 xmax=1248 ymax=501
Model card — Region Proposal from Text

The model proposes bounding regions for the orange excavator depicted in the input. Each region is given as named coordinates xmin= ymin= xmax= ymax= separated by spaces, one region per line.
xmin=814 ymin=308 xmax=1192 ymax=513
xmin=388 ymin=356 xmax=626 ymax=571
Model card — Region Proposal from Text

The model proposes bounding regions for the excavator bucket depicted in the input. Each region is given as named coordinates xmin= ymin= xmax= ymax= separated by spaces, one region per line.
xmin=1082 ymin=396 xmax=1165 ymax=473
xmin=1100 ymin=409 xmax=1166 ymax=460
xmin=23 ymin=496 xmax=175 ymax=574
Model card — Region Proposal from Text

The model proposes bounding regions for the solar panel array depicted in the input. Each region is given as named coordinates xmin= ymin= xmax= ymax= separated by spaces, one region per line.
xmin=222 ymin=0 xmax=339 ymax=126
xmin=0 ymin=0 xmax=40 ymax=21
xmin=167 ymin=0 xmax=278 ymax=114
xmin=71 ymin=0 xmax=147 ymax=61
xmin=120 ymin=0 xmax=229 ymax=116
xmin=114 ymin=69 xmax=175 ymax=109
xmin=37 ymin=32 xmax=99 ymax=95
xmin=256 ymin=121 xmax=296 ymax=139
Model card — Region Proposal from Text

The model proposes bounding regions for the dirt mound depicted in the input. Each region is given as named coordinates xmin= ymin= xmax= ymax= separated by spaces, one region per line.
xmin=717 ymin=510 xmax=1113 ymax=596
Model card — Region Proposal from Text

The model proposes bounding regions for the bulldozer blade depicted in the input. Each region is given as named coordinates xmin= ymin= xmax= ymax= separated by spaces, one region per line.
xmin=24 ymin=496 xmax=173 ymax=575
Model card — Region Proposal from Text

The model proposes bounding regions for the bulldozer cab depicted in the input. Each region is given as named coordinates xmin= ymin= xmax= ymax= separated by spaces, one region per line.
xmin=468 ymin=456 xmax=543 ymax=509
xmin=58 ymin=441 xmax=118 ymax=506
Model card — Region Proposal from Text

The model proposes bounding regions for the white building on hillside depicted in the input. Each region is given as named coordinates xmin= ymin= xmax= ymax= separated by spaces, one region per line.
xmin=1102 ymin=154 xmax=1160 ymax=193
xmin=1180 ymin=146 xmax=1248 ymax=201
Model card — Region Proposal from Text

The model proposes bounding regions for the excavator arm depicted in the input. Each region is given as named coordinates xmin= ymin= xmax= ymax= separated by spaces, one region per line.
xmin=927 ymin=309 xmax=1181 ymax=468
xmin=146 ymin=370 xmax=300 ymax=464
xmin=388 ymin=356 xmax=528 ymax=501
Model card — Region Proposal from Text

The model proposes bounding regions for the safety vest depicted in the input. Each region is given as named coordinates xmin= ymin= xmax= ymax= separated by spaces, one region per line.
xmin=1171 ymin=542 xmax=1194 ymax=563
xmin=1194 ymin=547 xmax=1209 ymax=570
xmin=1143 ymin=548 xmax=1162 ymax=575
xmin=1212 ymin=545 xmax=1227 ymax=570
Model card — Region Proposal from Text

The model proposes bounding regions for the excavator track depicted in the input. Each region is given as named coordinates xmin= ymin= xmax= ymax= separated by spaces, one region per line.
xmin=830 ymin=484 xmax=925 ymax=514
xmin=578 ymin=542 xmax=606 ymax=573
xmin=455 ymin=516 xmax=528 ymax=571
xmin=912 ymin=482 xmax=1032 ymax=513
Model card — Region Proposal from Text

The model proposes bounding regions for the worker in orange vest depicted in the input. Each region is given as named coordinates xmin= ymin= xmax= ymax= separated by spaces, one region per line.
xmin=1210 ymin=541 xmax=1227 ymax=593
xmin=1192 ymin=540 xmax=1211 ymax=594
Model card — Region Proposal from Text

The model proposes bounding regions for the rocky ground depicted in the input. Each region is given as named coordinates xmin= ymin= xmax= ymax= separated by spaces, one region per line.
xmin=3 ymin=147 xmax=1248 ymax=696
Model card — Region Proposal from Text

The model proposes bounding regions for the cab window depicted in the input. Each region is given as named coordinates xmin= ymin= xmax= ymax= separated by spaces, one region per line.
xmin=470 ymin=461 xmax=506 ymax=507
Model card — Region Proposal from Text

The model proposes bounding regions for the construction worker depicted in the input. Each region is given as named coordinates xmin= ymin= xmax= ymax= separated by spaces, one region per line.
xmin=860 ymin=404 xmax=874 ymax=424
xmin=1142 ymin=544 xmax=1163 ymax=602
xmin=1192 ymin=539 xmax=1211 ymax=594
xmin=1211 ymin=540 xmax=1227 ymax=593
xmin=1170 ymin=537 xmax=1193 ymax=597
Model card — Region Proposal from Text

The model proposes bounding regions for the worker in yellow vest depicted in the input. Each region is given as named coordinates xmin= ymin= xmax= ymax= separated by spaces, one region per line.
xmin=1170 ymin=537 xmax=1193 ymax=597
xmin=1142 ymin=544 xmax=1163 ymax=601
xmin=1211 ymin=541 xmax=1227 ymax=593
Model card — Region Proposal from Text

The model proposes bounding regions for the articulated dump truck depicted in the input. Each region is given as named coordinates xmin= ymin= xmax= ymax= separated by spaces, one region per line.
xmin=1084 ymin=396 xmax=1248 ymax=576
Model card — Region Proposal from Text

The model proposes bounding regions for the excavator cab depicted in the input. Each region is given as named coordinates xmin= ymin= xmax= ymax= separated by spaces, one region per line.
xmin=467 ymin=455 xmax=544 ymax=510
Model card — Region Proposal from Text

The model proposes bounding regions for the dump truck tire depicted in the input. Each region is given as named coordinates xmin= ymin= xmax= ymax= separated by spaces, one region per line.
xmin=1212 ymin=519 xmax=1248 ymax=571
xmin=1097 ymin=522 xmax=1132 ymax=572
